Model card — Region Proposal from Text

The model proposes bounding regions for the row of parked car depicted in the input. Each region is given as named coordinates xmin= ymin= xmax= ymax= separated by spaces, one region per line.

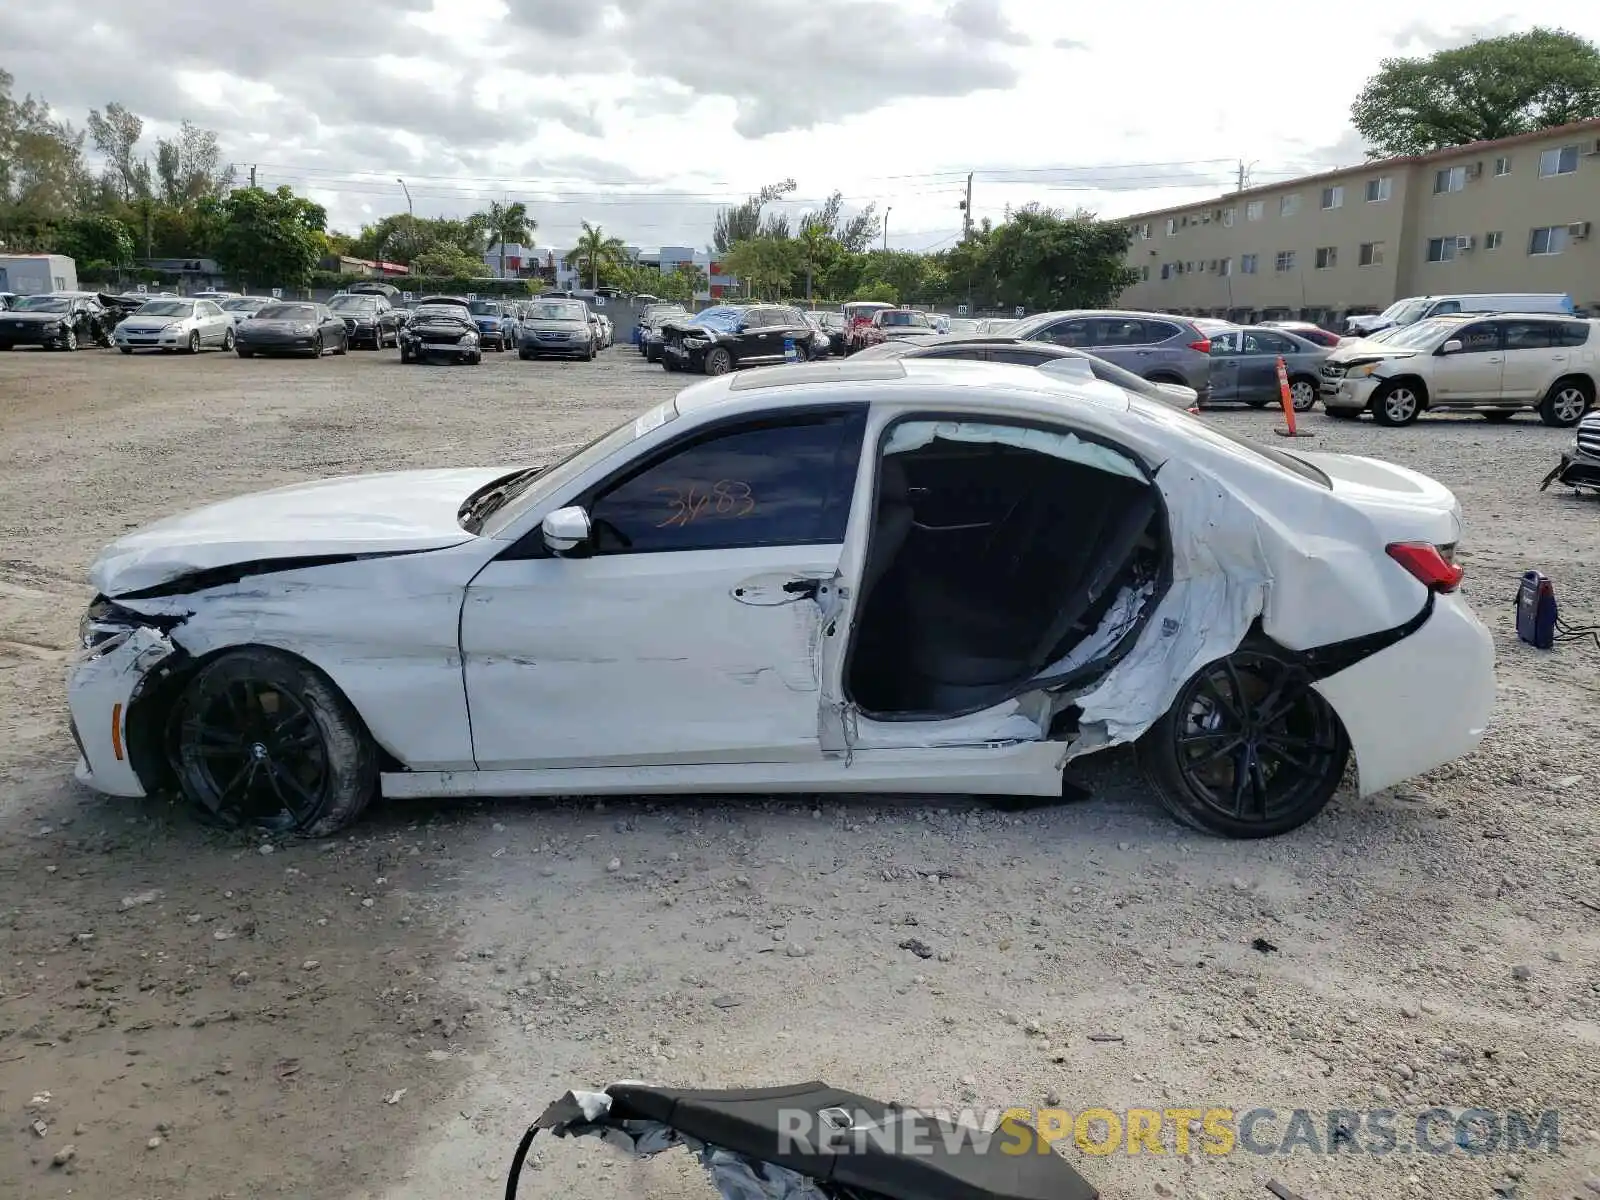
xmin=625 ymin=295 xmax=1598 ymax=429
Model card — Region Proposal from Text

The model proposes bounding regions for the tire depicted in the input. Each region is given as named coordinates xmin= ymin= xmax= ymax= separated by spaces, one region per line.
xmin=310 ymin=334 xmax=323 ymax=358
xmin=1481 ymin=410 xmax=1516 ymax=423
xmin=1370 ymin=380 xmax=1423 ymax=426
xmin=119 ymin=346 xmax=134 ymax=355
xmin=663 ymin=357 xmax=681 ymax=372
xmin=186 ymin=330 xmax=200 ymax=354
xmin=1135 ymin=640 xmax=1350 ymax=839
xmin=399 ymin=345 xmax=412 ymax=364
xmin=519 ymin=349 xmax=532 ymax=361
xmin=1539 ymin=378 xmax=1592 ymax=427
xmin=236 ymin=347 xmax=254 ymax=358
xmin=704 ymin=346 xmax=733 ymax=375
xmin=1288 ymin=376 xmax=1318 ymax=412
xmin=334 ymin=332 xmax=348 ymax=356
xmin=63 ymin=327 xmax=79 ymax=351
xmin=171 ymin=647 xmax=378 ymax=836
xmin=222 ymin=328 xmax=236 ymax=352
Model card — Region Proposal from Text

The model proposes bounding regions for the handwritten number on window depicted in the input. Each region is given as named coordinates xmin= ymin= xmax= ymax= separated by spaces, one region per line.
xmin=655 ymin=481 xmax=756 ymax=527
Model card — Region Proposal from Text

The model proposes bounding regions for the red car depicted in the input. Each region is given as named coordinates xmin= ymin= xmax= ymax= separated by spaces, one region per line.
xmin=1259 ymin=319 xmax=1342 ymax=348
xmin=858 ymin=308 xmax=936 ymax=350
xmin=841 ymin=300 xmax=896 ymax=354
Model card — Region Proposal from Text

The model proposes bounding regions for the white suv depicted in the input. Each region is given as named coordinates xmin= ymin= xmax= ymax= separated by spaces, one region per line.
xmin=1320 ymin=312 xmax=1597 ymax=427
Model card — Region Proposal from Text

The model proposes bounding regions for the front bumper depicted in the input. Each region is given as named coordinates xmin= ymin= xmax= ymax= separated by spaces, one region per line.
xmin=1541 ymin=450 xmax=1600 ymax=490
xmin=521 ymin=334 xmax=590 ymax=356
xmin=405 ymin=338 xmax=476 ymax=359
xmin=1320 ymin=374 xmax=1381 ymax=410
xmin=0 ymin=325 xmax=67 ymax=347
xmin=1313 ymin=591 xmax=1494 ymax=795
xmin=66 ymin=626 xmax=178 ymax=799
xmin=661 ymin=339 xmax=711 ymax=369
xmin=239 ymin=333 xmax=319 ymax=352
xmin=116 ymin=327 xmax=188 ymax=349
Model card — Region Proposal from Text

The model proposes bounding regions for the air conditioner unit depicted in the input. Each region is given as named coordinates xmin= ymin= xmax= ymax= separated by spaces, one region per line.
xmin=1454 ymin=235 xmax=1476 ymax=252
xmin=1568 ymin=221 xmax=1592 ymax=240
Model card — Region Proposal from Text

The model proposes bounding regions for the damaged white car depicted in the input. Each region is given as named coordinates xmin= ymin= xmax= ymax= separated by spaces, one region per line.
xmin=68 ymin=358 xmax=1494 ymax=838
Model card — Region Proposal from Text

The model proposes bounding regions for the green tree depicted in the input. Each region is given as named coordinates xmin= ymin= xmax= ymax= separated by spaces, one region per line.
xmin=980 ymin=205 xmax=1137 ymax=311
xmin=412 ymin=244 xmax=485 ymax=278
xmin=154 ymin=120 xmax=234 ymax=207
xmin=478 ymin=200 xmax=534 ymax=277
xmin=712 ymin=179 xmax=796 ymax=252
xmin=1352 ymin=28 xmax=1600 ymax=156
xmin=853 ymin=280 xmax=899 ymax=304
xmin=85 ymin=101 xmax=150 ymax=202
xmin=55 ymin=212 xmax=135 ymax=272
xmin=861 ymin=250 xmax=928 ymax=304
xmin=723 ymin=236 xmax=800 ymax=300
xmin=0 ymin=69 xmax=90 ymax=238
xmin=565 ymin=220 xmax=627 ymax=289
xmin=211 ymin=185 xmax=328 ymax=288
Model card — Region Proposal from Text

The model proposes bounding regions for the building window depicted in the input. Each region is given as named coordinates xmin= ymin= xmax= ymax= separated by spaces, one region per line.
xmin=1358 ymin=241 xmax=1385 ymax=267
xmin=1485 ymin=230 xmax=1503 ymax=250
xmin=1245 ymin=200 xmax=1264 ymax=221
xmin=1530 ymin=225 xmax=1570 ymax=256
xmin=1241 ymin=253 xmax=1258 ymax=274
xmin=1494 ymin=156 xmax=1512 ymax=177
xmin=1434 ymin=166 xmax=1466 ymax=194
xmin=1139 ymin=265 xmax=1149 ymax=280
xmin=1185 ymin=261 xmax=1194 ymax=273
xmin=1222 ymin=208 xmax=1235 ymax=227
xmin=1365 ymin=176 xmax=1392 ymax=202
xmin=1426 ymin=236 xmax=1458 ymax=263
xmin=1320 ymin=185 xmax=1344 ymax=210
xmin=1220 ymin=257 xmax=1232 ymax=276
xmin=1539 ymin=146 xmax=1579 ymax=177
xmin=1314 ymin=246 xmax=1337 ymax=269
xmin=1279 ymin=194 xmax=1301 ymax=216
xmin=1160 ymin=263 xmax=1171 ymax=280
xmin=1166 ymin=217 xmax=1177 ymax=235
xmin=1274 ymin=250 xmax=1295 ymax=272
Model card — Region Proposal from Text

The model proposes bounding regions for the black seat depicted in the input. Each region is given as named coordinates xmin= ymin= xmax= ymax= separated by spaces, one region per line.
xmin=860 ymin=456 xmax=915 ymax=602
xmin=601 ymin=1081 xmax=1098 ymax=1200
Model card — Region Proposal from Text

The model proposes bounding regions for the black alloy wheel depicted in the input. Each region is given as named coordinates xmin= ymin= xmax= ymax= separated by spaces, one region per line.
xmin=1137 ymin=643 xmax=1349 ymax=838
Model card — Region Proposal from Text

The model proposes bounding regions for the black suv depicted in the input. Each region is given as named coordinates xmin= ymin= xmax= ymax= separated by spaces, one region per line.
xmin=659 ymin=304 xmax=820 ymax=374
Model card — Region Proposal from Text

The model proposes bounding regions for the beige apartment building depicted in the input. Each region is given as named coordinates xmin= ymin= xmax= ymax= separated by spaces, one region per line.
xmin=1116 ymin=118 xmax=1600 ymax=326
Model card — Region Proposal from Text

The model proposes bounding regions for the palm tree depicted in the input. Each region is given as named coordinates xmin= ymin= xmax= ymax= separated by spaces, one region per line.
xmin=566 ymin=221 xmax=628 ymax=290
xmin=478 ymin=201 xmax=535 ymax=279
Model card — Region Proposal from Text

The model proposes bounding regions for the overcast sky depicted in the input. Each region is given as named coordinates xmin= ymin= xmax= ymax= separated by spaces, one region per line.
xmin=0 ymin=3 xmax=1577 ymax=254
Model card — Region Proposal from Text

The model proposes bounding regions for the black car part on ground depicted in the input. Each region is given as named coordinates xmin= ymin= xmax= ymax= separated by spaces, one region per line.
xmin=506 ymin=1080 xmax=1099 ymax=1200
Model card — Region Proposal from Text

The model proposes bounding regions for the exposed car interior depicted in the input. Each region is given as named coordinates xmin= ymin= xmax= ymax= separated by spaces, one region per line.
xmin=845 ymin=423 xmax=1166 ymax=717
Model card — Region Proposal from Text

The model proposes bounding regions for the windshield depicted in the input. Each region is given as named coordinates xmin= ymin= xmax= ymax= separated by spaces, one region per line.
xmin=1377 ymin=298 xmax=1432 ymax=325
xmin=526 ymin=301 xmax=584 ymax=321
xmin=221 ymin=297 xmax=266 ymax=311
xmin=329 ymin=296 xmax=377 ymax=312
xmin=478 ymin=399 xmax=680 ymax=538
xmin=690 ymin=307 xmax=742 ymax=332
xmin=880 ymin=311 xmax=928 ymax=327
xmin=11 ymin=296 xmax=70 ymax=312
xmin=137 ymin=300 xmax=195 ymax=317
xmin=1380 ymin=318 xmax=1461 ymax=349
xmin=256 ymin=304 xmax=316 ymax=321
xmin=415 ymin=304 xmax=470 ymax=320
xmin=467 ymin=300 xmax=502 ymax=316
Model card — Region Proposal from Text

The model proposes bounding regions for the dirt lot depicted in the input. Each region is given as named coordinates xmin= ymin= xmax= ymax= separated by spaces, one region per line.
xmin=1 ymin=343 xmax=1598 ymax=1200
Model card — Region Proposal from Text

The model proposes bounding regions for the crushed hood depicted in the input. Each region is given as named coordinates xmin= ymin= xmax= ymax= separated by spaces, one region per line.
xmin=90 ymin=467 xmax=507 ymax=597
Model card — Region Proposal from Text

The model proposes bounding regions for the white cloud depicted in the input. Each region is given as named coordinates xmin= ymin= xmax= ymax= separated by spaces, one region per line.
xmin=2 ymin=1 xmax=1593 ymax=251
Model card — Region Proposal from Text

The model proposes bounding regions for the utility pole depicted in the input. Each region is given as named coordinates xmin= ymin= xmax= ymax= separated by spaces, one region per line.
xmin=396 ymin=177 xmax=413 ymax=217
xmin=961 ymin=172 xmax=973 ymax=240
xmin=249 ymin=164 xmax=257 ymax=188
xmin=883 ymin=207 xmax=892 ymax=252
xmin=1236 ymin=160 xmax=1245 ymax=192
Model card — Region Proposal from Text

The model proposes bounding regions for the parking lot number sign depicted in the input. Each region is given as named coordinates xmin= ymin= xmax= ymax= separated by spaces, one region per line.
xmin=271 ymin=287 xmax=282 ymax=298
xmin=594 ymin=295 xmax=606 ymax=307
xmin=1014 ymin=306 xmax=1024 ymax=317
xmin=136 ymin=283 xmax=148 ymax=294
xmin=467 ymin=292 xmax=477 ymax=300
xmin=956 ymin=304 xmax=968 ymax=316
xmin=401 ymin=291 xmax=413 ymax=302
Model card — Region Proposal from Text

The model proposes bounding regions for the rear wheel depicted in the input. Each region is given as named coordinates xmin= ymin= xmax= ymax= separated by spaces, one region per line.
xmin=186 ymin=330 xmax=200 ymax=354
xmin=63 ymin=328 xmax=79 ymax=351
xmin=171 ymin=647 xmax=377 ymax=836
xmin=334 ymin=332 xmax=348 ymax=355
xmin=1136 ymin=641 xmax=1349 ymax=838
xmin=1539 ymin=378 xmax=1592 ymax=427
xmin=1370 ymin=381 xmax=1423 ymax=426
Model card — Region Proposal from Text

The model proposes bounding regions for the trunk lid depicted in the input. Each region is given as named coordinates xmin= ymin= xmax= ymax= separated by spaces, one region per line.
xmin=1293 ymin=451 xmax=1461 ymax=547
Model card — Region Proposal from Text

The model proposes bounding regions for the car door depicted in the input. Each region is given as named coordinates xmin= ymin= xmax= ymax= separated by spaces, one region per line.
xmin=1495 ymin=319 xmax=1556 ymax=401
xmin=320 ymin=306 xmax=343 ymax=343
xmin=1237 ymin=330 xmax=1297 ymax=400
xmin=1207 ymin=330 xmax=1243 ymax=400
xmin=1430 ymin=321 xmax=1503 ymax=401
xmin=459 ymin=407 xmax=868 ymax=769
xmin=738 ymin=308 xmax=781 ymax=363
xmin=197 ymin=300 xmax=225 ymax=343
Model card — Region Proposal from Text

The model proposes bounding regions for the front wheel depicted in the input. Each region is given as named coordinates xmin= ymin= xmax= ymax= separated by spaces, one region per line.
xmin=1135 ymin=641 xmax=1349 ymax=839
xmin=704 ymin=346 xmax=733 ymax=375
xmin=1539 ymin=379 xmax=1592 ymax=427
xmin=310 ymin=334 xmax=324 ymax=357
xmin=399 ymin=345 xmax=413 ymax=364
xmin=236 ymin=347 xmax=255 ymax=358
xmin=171 ymin=647 xmax=378 ymax=836
xmin=1370 ymin=381 xmax=1422 ymax=426
xmin=1288 ymin=377 xmax=1318 ymax=412
xmin=63 ymin=328 xmax=79 ymax=351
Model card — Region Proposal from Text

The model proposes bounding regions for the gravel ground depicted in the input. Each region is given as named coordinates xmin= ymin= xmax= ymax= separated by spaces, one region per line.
xmin=0 ymin=343 xmax=1597 ymax=1200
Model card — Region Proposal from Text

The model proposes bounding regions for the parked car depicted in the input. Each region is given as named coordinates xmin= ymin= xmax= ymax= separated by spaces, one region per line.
xmin=518 ymin=297 xmax=595 ymax=361
xmin=345 ymin=281 xmax=402 ymax=303
xmin=217 ymin=296 xmax=273 ymax=327
xmin=68 ymin=356 xmax=1493 ymax=840
xmin=464 ymin=299 xmax=518 ymax=351
xmin=113 ymin=297 xmax=236 ymax=354
xmin=1208 ymin=326 xmax=1329 ymax=410
xmin=1258 ymin=319 xmax=1342 ymax=349
xmin=1321 ymin=313 xmax=1597 ymax=426
xmin=851 ymin=334 xmax=1199 ymax=406
xmin=841 ymin=300 xmax=896 ymax=354
xmin=1006 ymin=309 xmax=1216 ymax=405
xmin=0 ymin=292 xmax=15 ymax=310
xmin=399 ymin=302 xmax=482 ymax=365
xmin=1541 ymin=408 xmax=1600 ymax=492
xmin=235 ymin=302 xmax=349 ymax=358
xmin=659 ymin=304 xmax=820 ymax=374
xmin=328 ymin=293 xmax=402 ymax=349
xmin=637 ymin=304 xmax=690 ymax=361
xmin=1345 ymin=293 xmax=1576 ymax=338
xmin=588 ymin=311 xmax=608 ymax=350
xmin=806 ymin=311 xmax=846 ymax=356
xmin=0 ymin=292 xmax=111 ymax=350
xmin=191 ymin=290 xmax=240 ymax=302
xmin=859 ymin=308 xmax=936 ymax=350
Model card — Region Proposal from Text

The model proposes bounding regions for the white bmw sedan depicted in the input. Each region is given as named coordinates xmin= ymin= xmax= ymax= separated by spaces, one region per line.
xmin=68 ymin=359 xmax=1494 ymax=838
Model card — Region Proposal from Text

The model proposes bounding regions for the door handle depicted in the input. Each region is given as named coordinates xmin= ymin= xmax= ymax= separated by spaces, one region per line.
xmin=1551 ymin=355 xmax=1568 ymax=361
xmin=782 ymin=578 xmax=822 ymax=600
xmin=1486 ymin=356 xmax=1502 ymax=363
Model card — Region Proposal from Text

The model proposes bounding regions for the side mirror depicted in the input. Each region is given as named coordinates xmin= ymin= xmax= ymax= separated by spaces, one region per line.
xmin=541 ymin=505 xmax=591 ymax=554
xmin=1439 ymin=339 xmax=1463 ymax=355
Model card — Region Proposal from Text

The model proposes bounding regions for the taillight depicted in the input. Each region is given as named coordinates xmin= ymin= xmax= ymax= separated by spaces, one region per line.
xmin=1386 ymin=541 xmax=1463 ymax=593
xmin=1188 ymin=338 xmax=1211 ymax=353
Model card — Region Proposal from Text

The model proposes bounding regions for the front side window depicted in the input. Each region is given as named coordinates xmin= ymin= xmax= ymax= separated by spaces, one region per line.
xmin=586 ymin=412 xmax=866 ymax=554
xmin=1539 ymin=146 xmax=1579 ymax=178
xmin=1036 ymin=318 xmax=1090 ymax=347
xmin=1453 ymin=323 xmax=1500 ymax=353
